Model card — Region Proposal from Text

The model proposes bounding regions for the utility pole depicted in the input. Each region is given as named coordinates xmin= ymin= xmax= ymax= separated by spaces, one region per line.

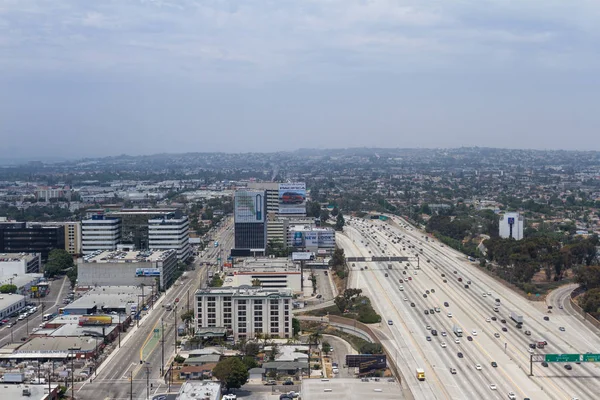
xmin=161 ymin=318 xmax=165 ymax=375
xmin=174 ymin=306 xmax=178 ymax=354
xmin=70 ymin=347 xmax=75 ymax=400
xmin=146 ymin=364 xmax=151 ymax=400
xmin=130 ymin=371 xmax=133 ymax=400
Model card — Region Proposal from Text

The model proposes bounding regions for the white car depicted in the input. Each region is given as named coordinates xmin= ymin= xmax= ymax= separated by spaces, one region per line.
xmin=528 ymin=348 xmax=534 ymax=353
xmin=508 ymin=392 xmax=516 ymax=400
xmin=472 ymin=330 xmax=478 ymax=336
xmin=475 ymin=364 xmax=482 ymax=370
xmin=455 ymin=339 xmax=460 ymax=344
xmin=482 ymin=293 xmax=487 ymax=297
xmin=441 ymin=331 xmax=447 ymax=336
xmin=487 ymin=292 xmax=492 ymax=296
xmin=404 ymin=297 xmax=408 ymax=301
xmin=441 ymin=342 xmax=447 ymax=348
xmin=490 ymin=384 xmax=497 ymax=390
xmin=486 ymin=318 xmax=491 ymax=322
xmin=447 ymin=313 xmax=453 ymax=318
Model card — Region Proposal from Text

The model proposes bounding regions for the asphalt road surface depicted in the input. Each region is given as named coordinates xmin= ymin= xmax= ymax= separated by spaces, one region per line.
xmin=339 ymin=216 xmax=600 ymax=400
xmin=75 ymin=219 xmax=234 ymax=400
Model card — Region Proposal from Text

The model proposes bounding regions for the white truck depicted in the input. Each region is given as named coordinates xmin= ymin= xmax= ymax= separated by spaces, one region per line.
xmin=453 ymin=325 xmax=463 ymax=337
xmin=510 ymin=311 xmax=523 ymax=324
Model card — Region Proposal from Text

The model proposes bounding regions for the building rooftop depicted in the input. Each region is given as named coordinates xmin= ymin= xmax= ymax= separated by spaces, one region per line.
xmin=64 ymin=286 xmax=144 ymax=311
xmin=0 ymin=383 xmax=59 ymax=400
xmin=0 ymin=293 xmax=25 ymax=309
xmin=177 ymin=381 xmax=222 ymax=400
xmin=9 ymin=336 xmax=97 ymax=357
xmin=239 ymin=258 xmax=297 ymax=270
xmin=195 ymin=286 xmax=293 ymax=298
xmin=0 ymin=253 xmax=39 ymax=262
xmin=82 ymin=249 xmax=176 ymax=263
xmin=0 ymin=274 xmax=43 ymax=288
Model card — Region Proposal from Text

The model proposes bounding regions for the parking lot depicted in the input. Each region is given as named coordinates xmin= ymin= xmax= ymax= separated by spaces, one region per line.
xmin=301 ymin=378 xmax=403 ymax=400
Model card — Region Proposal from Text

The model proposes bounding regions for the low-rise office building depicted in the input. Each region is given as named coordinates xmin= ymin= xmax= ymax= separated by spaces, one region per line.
xmin=0 ymin=252 xmax=41 ymax=275
xmin=195 ymin=286 xmax=292 ymax=341
xmin=226 ymin=258 xmax=302 ymax=293
xmin=0 ymin=294 xmax=26 ymax=320
xmin=61 ymin=286 xmax=146 ymax=315
xmin=77 ymin=249 xmax=178 ymax=290
xmin=148 ymin=213 xmax=192 ymax=261
xmin=0 ymin=273 xmax=44 ymax=297
xmin=81 ymin=215 xmax=122 ymax=254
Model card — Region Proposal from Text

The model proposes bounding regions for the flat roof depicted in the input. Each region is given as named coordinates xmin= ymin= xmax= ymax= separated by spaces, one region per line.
xmin=177 ymin=381 xmax=221 ymax=400
xmin=301 ymin=378 xmax=403 ymax=400
xmin=0 ymin=274 xmax=43 ymax=288
xmin=0 ymin=252 xmax=39 ymax=262
xmin=1 ymin=384 xmax=59 ymax=399
xmin=0 ymin=293 xmax=26 ymax=309
xmin=195 ymin=286 xmax=293 ymax=298
xmin=65 ymin=286 xmax=143 ymax=311
xmin=82 ymin=249 xmax=175 ymax=263
xmin=12 ymin=336 xmax=97 ymax=354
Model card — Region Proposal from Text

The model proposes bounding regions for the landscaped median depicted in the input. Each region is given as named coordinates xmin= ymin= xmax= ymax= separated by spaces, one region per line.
xmin=299 ymin=287 xmax=382 ymax=324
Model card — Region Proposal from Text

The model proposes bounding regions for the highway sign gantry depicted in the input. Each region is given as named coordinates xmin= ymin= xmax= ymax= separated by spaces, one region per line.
xmin=545 ymin=354 xmax=581 ymax=363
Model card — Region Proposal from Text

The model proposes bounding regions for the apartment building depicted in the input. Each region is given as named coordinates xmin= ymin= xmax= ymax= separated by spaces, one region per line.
xmin=148 ymin=213 xmax=191 ymax=261
xmin=195 ymin=287 xmax=292 ymax=341
xmin=81 ymin=216 xmax=121 ymax=254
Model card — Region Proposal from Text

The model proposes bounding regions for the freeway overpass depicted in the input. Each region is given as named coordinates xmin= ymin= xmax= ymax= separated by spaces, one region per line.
xmin=346 ymin=256 xmax=410 ymax=262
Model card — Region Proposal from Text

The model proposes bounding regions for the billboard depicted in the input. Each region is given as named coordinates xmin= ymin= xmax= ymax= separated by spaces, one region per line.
xmin=278 ymin=183 xmax=306 ymax=215
xmin=346 ymin=354 xmax=387 ymax=372
xmin=78 ymin=315 xmax=113 ymax=326
xmin=292 ymin=231 xmax=304 ymax=247
xmin=304 ymin=231 xmax=318 ymax=247
xmin=292 ymin=252 xmax=315 ymax=261
xmin=136 ymin=268 xmax=160 ymax=277
xmin=235 ymin=190 xmax=265 ymax=223
xmin=317 ymin=230 xmax=336 ymax=248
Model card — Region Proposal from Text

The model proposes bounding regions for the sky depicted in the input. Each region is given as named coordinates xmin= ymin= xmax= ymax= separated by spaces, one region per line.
xmin=1 ymin=0 xmax=599 ymax=160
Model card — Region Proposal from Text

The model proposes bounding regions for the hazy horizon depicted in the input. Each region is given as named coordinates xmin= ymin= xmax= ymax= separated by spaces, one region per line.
xmin=1 ymin=1 xmax=599 ymax=159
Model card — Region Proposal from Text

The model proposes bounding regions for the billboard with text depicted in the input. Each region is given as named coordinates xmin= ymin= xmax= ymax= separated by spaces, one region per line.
xmin=318 ymin=230 xmax=336 ymax=248
xmin=235 ymin=190 xmax=265 ymax=223
xmin=278 ymin=183 xmax=306 ymax=215
xmin=135 ymin=268 xmax=160 ymax=277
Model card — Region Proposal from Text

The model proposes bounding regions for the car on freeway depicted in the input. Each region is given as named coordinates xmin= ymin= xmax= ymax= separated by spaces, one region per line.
xmin=449 ymin=367 xmax=457 ymax=374
xmin=453 ymin=270 xmax=457 ymax=274
xmin=475 ymin=364 xmax=482 ymax=370
xmin=431 ymin=330 xmax=438 ymax=336
xmin=502 ymin=327 xmax=508 ymax=332
xmin=404 ymin=278 xmax=409 ymax=282
xmin=443 ymin=279 xmax=447 ymax=283
xmin=410 ymin=303 xmax=415 ymax=307
xmin=559 ymin=327 xmax=566 ymax=331
xmin=430 ymin=308 xmax=435 ymax=314
xmin=472 ymin=330 xmax=477 ymax=336
xmin=467 ymin=336 xmax=473 ymax=342
xmin=543 ymin=316 xmax=550 ymax=321
xmin=1 ymin=319 xmax=8 ymax=323
xmin=282 ymin=380 xmax=294 ymax=386
xmin=565 ymin=364 xmax=572 ymax=370
xmin=490 ymin=384 xmax=497 ymax=390
xmin=457 ymin=352 xmax=463 ymax=358
xmin=501 ymin=319 xmax=507 ymax=323
xmin=441 ymin=274 xmax=446 ymax=277
xmin=431 ymin=289 xmax=435 ymax=293
xmin=542 ymin=362 xmax=549 ymax=367
xmin=413 ymin=271 xmax=417 ymax=275
xmin=426 ymin=336 xmax=431 ymax=341
xmin=447 ymin=313 xmax=452 ymax=318
xmin=424 ymin=310 xmax=429 ymax=315
xmin=441 ymin=331 xmax=447 ymax=336
xmin=486 ymin=318 xmax=491 ymax=322
xmin=426 ymin=290 xmax=430 ymax=294
xmin=491 ymin=316 xmax=497 ymax=321
xmin=487 ymin=292 xmax=492 ymax=296
xmin=559 ymin=305 xmax=564 ymax=309
xmin=494 ymin=333 xmax=500 ymax=338
xmin=524 ymin=330 xmax=531 ymax=335
xmin=444 ymin=302 xmax=449 ymax=307
xmin=491 ymin=361 xmax=498 ymax=367
xmin=508 ymin=392 xmax=516 ymax=400
xmin=388 ymin=320 xmax=393 ymax=325
xmin=455 ymin=339 xmax=460 ymax=344
xmin=482 ymin=293 xmax=487 ymax=297
xmin=404 ymin=297 xmax=408 ymax=301
xmin=263 ymin=380 xmax=277 ymax=385
xmin=426 ymin=325 xmax=432 ymax=330
xmin=408 ymin=277 xmax=412 ymax=280
xmin=529 ymin=343 xmax=536 ymax=349
xmin=423 ymin=294 xmax=428 ymax=298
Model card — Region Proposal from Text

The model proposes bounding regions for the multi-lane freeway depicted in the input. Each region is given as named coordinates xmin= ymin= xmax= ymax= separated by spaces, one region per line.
xmin=339 ymin=216 xmax=600 ymax=400
xmin=75 ymin=218 xmax=234 ymax=400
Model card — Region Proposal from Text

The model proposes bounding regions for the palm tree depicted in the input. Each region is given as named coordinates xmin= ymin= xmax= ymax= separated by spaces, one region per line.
xmin=251 ymin=278 xmax=262 ymax=287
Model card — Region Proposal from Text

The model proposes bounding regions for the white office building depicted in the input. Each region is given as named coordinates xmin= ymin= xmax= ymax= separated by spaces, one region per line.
xmin=81 ymin=216 xmax=122 ymax=254
xmin=195 ymin=287 xmax=292 ymax=341
xmin=148 ymin=214 xmax=191 ymax=261
xmin=499 ymin=212 xmax=524 ymax=240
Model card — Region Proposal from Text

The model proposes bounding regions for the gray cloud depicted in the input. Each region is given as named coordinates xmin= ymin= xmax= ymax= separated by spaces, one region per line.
xmin=0 ymin=0 xmax=599 ymax=158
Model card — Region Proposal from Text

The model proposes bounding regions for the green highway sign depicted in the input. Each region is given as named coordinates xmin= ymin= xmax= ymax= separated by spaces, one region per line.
xmin=545 ymin=354 xmax=581 ymax=363
xmin=583 ymin=354 xmax=600 ymax=362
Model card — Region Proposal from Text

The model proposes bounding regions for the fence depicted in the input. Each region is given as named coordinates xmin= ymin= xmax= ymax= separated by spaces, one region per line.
xmin=570 ymin=287 xmax=600 ymax=332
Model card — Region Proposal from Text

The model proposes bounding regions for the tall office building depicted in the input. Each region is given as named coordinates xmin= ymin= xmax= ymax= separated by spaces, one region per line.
xmin=499 ymin=212 xmax=524 ymax=240
xmin=0 ymin=222 xmax=65 ymax=261
xmin=105 ymin=208 xmax=178 ymax=250
xmin=148 ymin=213 xmax=192 ymax=261
xmin=43 ymin=222 xmax=82 ymax=256
xmin=232 ymin=190 xmax=267 ymax=256
xmin=81 ymin=216 xmax=122 ymax=254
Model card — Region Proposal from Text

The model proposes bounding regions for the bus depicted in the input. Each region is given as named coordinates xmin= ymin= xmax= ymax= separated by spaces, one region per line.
xmin=43 ymin=313 xmax=53 ymax=321
xmin=416 ymin=368 xmax=425 ymax=381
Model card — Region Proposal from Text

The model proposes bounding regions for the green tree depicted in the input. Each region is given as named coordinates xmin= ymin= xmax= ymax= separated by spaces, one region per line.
xmin=321 ymin=341 xmax=331 ymax=355
xmin=581 ymin=288 xmax=600 ymax=315
xmin=45 ymin=249 xmax=74 ymax=278
xmin=331 ymin=207 xmax=339 ymax=217
xmin=180 ymin=310 xmax=194 ymax=323
xmin=212 ymin=357 xmax=249 ymax=390
xmin=306 ymin=201 xmax=322 ymax=218
xmin=292 ymin=318 xmax=301 ymax=336
xmin=320 ymin=209 xmax=330 ymax=225
xmin=251 ymin=278 xmax=262 ymax=287
xmin=335 ymin=213 xmax=345 ymax=231
xmin=359 ymin=343 xmax=383 ymax=354
xmin=0 ymin=284 xmax=18 ymax=294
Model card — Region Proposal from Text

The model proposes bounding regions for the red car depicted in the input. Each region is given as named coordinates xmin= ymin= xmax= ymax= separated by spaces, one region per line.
xmin=175 ymin=298 xmax=180 ymax=303
xmin=1 ymin=319 xmax=9 ymax=323
xmin=408 ymin=277 xmax=412 ymax=280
